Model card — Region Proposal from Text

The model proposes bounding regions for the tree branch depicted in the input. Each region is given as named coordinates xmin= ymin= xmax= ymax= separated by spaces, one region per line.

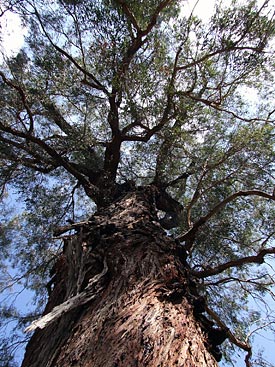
xmin=0 ymin=72 xmax=79 ymax=141
xmin=0 ymin=71 xmax=34 ymax=133
xmin=177 ymin=190 xmax=275 ymax=247
xmin=0 ymin=122 xmax=99 ymax=198
xmin=0 ymin=153 xmax=56 ymax=173
xmin=32 ymin=7 xmax=108 ymax=94
xmin=204 ymin=273 xmax=273 ymax=287
xmin=191 ymin=247 xmax=275 ymax=279
xmin=122 ymin=40 xmax=182 ymax=143
xmin=41 ymin=100 xmax=76 ymax=137
xmin=204 ymin=304 xmax=252 ymax=367
xmin=122 ymin=85 xmax=175 ymax=143
xmin=0 ymin=133 xmax=58 ymax=169
xmin=141 ymin=0 xmax=175 ymax=36
xmin=176 ymin=91 xmax=275 ymax=123
xmin=176 ymin=45 xmax=267 ymax=72
xmin=115 ymin=0 xmax=176 ymax=82
xmin=113 ymin=0 xmax=141 ymax=33
xmin=53 ymin=219 xmax=93 ymax=237
xmin=164 ymin=171 xmax=192 ymax=188
xmin=102 ymin=1 xmax=177 ymax=178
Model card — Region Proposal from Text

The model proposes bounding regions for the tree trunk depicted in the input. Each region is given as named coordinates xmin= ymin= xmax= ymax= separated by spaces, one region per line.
xmin=22 ymin=187 xmax=223 ymax=367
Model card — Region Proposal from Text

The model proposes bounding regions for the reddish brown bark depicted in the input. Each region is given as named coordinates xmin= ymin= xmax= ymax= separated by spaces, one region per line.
xmin=22 ymin=187 xmax=223 ymax=367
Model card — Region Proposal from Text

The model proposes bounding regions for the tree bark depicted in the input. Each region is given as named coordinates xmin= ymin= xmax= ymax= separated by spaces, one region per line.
xmin=22 ymin=187 xmax=223 ymax=367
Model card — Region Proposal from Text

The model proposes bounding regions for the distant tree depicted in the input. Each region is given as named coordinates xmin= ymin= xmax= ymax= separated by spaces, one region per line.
xmin=0 ymin=0 xmax=275 ymax=366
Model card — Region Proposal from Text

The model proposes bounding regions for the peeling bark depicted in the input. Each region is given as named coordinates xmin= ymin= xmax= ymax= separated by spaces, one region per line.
xmin=22 ymin=187 xmax=222 ymax=367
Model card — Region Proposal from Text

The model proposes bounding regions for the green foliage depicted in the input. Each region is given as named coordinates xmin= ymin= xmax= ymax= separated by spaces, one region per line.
xmin=0 ymin=0 xmax=275 ymax=365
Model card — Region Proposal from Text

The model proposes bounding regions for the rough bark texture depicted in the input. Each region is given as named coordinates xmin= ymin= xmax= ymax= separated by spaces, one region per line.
xmin=22 ymin=187 xmax=223 ymax=367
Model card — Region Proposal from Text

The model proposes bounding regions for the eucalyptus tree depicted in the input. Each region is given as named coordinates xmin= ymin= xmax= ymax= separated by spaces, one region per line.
xmin=1 ymin=0 xmax=275 ymax=366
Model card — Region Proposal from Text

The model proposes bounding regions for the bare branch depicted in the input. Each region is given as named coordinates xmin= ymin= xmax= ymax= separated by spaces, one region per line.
xmin=175 ymin=90 xmax=275 ymax=123
xmin=204 ymin=274 xmax=273 ymax=287
xmin=246 ymin=319 xmax=275 ymax=344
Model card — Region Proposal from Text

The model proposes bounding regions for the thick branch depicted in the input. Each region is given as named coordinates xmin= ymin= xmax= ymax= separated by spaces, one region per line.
xmin=122 ymin=41 xmax=182 ymax=143
xmin=122 ymin=86 xmax=175 ymax=142
xmin=177 ymin=190 xmax=275 ymax=247
xmin=102 ymin=0 xmax=176 ymax=178
xmin=103 ymin=136 xmax=122 ymax=181
xmin=53 ymin=220 xmax=92 ymax=237
xmin=191 ymin=247 xmax=275 ymax=279
xmin=164 ymin=172 xmax=191 ymax=188
xmin=153 ymin=48 xmax=187 ymax=185
xmin=41 ymin=100 xmax=76 ymax=137
xmin=116 ymin=0 xmax=175 ymax=81
xmin=106 ymin=0 xmax=177 ymax=168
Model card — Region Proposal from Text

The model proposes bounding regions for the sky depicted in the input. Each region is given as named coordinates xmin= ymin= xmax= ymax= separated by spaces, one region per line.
xmin=0 ymin=1 xmax=274 ymax=366
xmin=182 ymin=0 xmax=216 ymax=18
xmin=0 ymin=10 xmax=27 ymax=57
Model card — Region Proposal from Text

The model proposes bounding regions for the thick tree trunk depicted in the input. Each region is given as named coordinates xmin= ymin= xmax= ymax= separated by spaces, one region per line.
xmin=22 ymin=187 xmax=223 ymax=367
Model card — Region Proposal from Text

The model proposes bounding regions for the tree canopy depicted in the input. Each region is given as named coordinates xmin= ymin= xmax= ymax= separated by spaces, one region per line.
xmin=1 ymin=0 xmax=275 ymax=365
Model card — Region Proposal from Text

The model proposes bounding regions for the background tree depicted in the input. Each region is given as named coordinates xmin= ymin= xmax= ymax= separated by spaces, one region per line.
xmin=0 ymin=0 xmax=275 ymax=366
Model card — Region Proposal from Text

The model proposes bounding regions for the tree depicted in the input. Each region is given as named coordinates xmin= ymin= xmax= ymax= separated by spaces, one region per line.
xmin=0 ymin=0 xmax=275 ymax=365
